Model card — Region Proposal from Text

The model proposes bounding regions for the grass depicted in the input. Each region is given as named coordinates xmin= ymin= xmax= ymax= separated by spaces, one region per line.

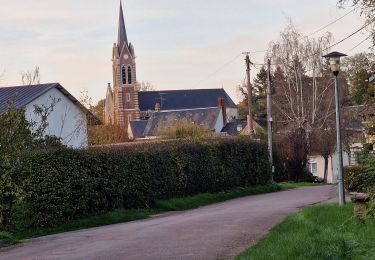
xmin=11 ymin=209 xmax=155 ymax=241
xmin=237 ymin=204 xmax=375 ymax=260
xmin=155 ymin=183 xmax=281 ymax=211
xmin=2 ymin=181 xmax=319 ymax=247
xmin=0 ymin=232 xmax=19 ymax=245
xmin=278 ymin=181 xmax=323 ymax=190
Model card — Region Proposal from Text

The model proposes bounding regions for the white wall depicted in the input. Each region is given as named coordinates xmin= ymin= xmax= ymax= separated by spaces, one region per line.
xmin=214 ymin=109 xmax=224 ymax=133
xmin=308 ymin=151 xmax=349 ymax=184
xmin=25 ymin=87 xmax=88 ymax=148
xmin=226 ymin=107 xmax=238 ymax=121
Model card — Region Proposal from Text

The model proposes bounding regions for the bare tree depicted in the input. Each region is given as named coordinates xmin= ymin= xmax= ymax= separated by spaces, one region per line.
xmin=135 ymin=81 xmax=155 ymax=92
xmin=268 ymin=22 xmax=348 ymax=180
xmin=22 ymin=66 xmax=40 ymax=85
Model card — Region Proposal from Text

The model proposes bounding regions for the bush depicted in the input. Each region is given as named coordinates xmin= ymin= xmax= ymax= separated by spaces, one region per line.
xmin=8 ymin=138 xmax=271 ymax=230
xmin=159 ymin=120 xmax=212 ymax=140
xmin=344 ymin=165 xmax=375 ymax=193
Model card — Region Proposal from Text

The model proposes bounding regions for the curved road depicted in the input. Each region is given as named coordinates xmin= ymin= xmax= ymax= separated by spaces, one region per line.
xmin=0 ymin=185 xmax=336 ymax=260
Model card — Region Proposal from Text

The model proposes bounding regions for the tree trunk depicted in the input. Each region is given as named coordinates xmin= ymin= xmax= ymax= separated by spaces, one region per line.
xmin=323 ymin=156 xmax=329 ymax=183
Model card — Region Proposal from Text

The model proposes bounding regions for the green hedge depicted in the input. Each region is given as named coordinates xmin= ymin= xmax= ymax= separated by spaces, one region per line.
xmin=344 ymin=165 xmax=375 ymax=193
xmin=12 ymin=138 xmax=271 ymax=229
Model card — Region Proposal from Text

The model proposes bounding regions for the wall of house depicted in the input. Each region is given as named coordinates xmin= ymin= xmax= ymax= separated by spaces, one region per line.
xmin=214 ymin=109 xmax=224 ymax=133
xmin=308 ymin=152 xmax=349 ymax=184
xmin=25 ymin=88 xmax=88 ymax=148
xmin=226 ymin=107 xmax=239 ymax=121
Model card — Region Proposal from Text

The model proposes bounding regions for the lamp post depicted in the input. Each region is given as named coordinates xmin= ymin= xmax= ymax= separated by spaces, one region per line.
xmin=323 ymin=51 xmax=347 ymax=206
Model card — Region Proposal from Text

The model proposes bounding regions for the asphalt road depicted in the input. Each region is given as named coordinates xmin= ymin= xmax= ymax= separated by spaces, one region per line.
xmin=0 ymin=185 xmax=336 ymax=260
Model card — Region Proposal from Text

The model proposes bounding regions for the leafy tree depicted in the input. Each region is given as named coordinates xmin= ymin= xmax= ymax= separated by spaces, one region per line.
xmin=342 ymin=53 xmax=375 ymax=104
xmin=91 ymin=99 xmax=105 ymax=122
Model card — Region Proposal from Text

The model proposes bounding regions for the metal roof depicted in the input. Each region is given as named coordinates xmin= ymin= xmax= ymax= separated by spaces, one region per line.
xmin=0 ymin=83 xmax=57 ymax=115
xmin=0 ymin=83 xmax=101 ymax=124
xmin=138 ymin=88 xmax=237 ymax=112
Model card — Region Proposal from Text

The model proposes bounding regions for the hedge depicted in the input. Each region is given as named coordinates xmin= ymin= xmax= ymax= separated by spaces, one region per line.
xmin=344 ymin=165 xmax=375 ymax=192
xmin=10 ymin=138 xmax=271 ymax=229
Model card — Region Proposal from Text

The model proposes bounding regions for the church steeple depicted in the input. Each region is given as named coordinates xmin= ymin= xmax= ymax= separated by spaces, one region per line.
xmin=118 ymin=1 xmax=128 ymax=54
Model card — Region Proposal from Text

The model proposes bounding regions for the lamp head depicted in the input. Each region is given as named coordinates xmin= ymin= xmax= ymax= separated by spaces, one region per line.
xmin=323 ymin=51 xmax=347 ymax=75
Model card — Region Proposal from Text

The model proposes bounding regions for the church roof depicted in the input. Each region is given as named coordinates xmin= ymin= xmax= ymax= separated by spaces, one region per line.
xmin=118 ymin=1 xmax=128 ymax=54
xmin=138 ymin=89 xmax=237 ymax=112
xmin=144 ymin=107 xmax=221 ymax=137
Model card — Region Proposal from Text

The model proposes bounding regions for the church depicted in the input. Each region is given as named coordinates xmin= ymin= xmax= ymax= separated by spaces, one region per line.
xmin=104 ymin=2 xmax=239 ymax=138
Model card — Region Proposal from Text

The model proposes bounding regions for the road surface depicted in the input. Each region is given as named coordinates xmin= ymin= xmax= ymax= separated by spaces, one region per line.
xmin=0 ymin=185 xmax=336 ymax=260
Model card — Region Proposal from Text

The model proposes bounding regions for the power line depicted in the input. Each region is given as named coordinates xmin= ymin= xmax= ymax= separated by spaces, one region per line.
xmin=347 ymin=34 xmax=373 ymax=53
xmin=192 ymin=53 xmax=242 ymax=88
xmin=245 ymin=7 xmax=358 ymax=56
xmin=307 ymin=7 xmax=357 ymax=37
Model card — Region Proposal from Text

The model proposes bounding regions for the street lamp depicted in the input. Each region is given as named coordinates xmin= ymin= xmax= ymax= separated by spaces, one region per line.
xmin=323 ymin=51 xmax=347 ymax=206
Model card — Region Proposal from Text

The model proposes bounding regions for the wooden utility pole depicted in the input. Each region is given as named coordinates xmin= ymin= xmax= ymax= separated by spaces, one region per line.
xmin=243 ymin=53 xmax=254 ymax=137
xmin=266 ymin=58 xmax=274 ymax=175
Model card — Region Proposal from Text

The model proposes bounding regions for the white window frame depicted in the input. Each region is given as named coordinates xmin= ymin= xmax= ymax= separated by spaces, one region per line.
xmin=126 ymin=93 xmax=131 ymax=102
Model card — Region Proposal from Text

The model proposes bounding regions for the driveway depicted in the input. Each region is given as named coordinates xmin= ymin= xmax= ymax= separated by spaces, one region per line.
xmin=0 ymin=185 xmax=336 ymax=260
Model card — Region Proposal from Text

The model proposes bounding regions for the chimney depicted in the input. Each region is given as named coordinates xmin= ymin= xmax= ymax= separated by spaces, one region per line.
xmin=217 ymin=98 xmax=227 ymax=125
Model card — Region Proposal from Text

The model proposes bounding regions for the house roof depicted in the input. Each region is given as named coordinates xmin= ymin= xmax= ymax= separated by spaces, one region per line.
xmin=221 ymin=120 xmax=247 ymax=136
xmin=144 ymin=107 xmax=221 ymax=137
xmin=129 ymin=120 xmax=148 ymax=138
xmin=0 ymin=83 xmax=100 ymax=124
xmin=138 ymin=89 xmax=237 ymax=112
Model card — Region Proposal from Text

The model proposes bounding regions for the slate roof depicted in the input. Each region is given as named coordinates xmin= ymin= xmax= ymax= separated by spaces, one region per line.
xmin=144 ymin=107 xmax=221 ymax=137
xmin=138 ymin=89 xmax=237 ymax=112
xmin=0 ymin=83 xmax=58 ymax=115
xmin=0 ymin=83 xmax=100 ymax=124
xmin=221 ymin=120 xmax=247 ymax=136
xmin=129 ymin=120 xmax=148 ymax=138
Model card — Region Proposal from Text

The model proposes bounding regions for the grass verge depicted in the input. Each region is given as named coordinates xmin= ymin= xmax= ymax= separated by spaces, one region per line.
xmin=237 ymin=204 xmax=375 ymax=260
xmin=2 ymin=181 xmax=320 ymax=247
xmin=278 ymin=181 xmax=323 ymax=190
xmin=155 ymin=183 xmax=281 ymax=211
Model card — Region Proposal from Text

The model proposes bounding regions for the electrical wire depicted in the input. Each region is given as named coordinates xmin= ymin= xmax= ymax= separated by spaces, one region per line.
xmin=192 ymin=53 xmax=242 ymax=88
xmin=346 ymin=34 xmax=373 ymax=53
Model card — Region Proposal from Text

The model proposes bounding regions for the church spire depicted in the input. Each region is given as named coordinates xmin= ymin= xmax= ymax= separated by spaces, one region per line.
xmin=118 ymin=1 xmax=128 ymax=54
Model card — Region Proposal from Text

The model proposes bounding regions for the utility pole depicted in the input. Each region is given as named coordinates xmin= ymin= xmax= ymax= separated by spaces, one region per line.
xmin=243 ymin=52 xmax=254 ymax=137
xmin=266 ymin=58 xmax=274 ymax=176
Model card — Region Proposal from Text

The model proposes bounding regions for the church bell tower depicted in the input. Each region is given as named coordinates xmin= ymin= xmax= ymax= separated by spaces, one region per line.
xmin=111 ymin=1 xmax=140 ymax=128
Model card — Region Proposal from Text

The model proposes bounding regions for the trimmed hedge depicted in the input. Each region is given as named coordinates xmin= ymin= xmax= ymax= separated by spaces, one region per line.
xmin=12 ymin=138 xmax=271 ymax=229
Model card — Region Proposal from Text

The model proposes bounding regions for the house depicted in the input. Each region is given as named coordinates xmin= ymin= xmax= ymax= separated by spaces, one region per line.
xmin=104 ymin=3 xmax=239 ymax=136
xmin=129 ymin=107 xmax=226 ymax=139
xmin=307 ymin=105 xmax=367 ymax=183
xmin=0 ymin=83 xmax=98 ymax=148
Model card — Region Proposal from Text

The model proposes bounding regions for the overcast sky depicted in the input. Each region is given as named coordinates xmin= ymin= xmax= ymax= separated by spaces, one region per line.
xmin=0 ymin=0 xmax=372 ymax=103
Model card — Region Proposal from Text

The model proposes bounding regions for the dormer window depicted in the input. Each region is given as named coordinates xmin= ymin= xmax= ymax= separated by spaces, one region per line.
xmin=127 ymin=66 xmax=132 ymax=84
xmin=121 ymin=66 xmax=126 ymax=84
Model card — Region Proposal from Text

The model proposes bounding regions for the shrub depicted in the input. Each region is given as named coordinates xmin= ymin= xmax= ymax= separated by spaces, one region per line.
xmin=9 ymin=138 xmax=271 ymax=230
xmin=159 ymin=120 xmax=212 ymax=140
xmin=344 ymin=165 xmax=368 ymax=192
xmin=88 ymin=125 xmax=128 ymax=145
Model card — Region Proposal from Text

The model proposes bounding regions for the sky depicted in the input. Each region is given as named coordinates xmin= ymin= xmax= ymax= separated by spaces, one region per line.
xmin=0 ymin=0 xmax=372 ymax=104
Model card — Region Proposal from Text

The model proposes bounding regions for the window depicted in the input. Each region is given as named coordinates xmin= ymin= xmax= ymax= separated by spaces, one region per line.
xmin=126 ymin=93 xmax=131 ymax=102
xmin=309 ymin=162 xmax=318 ymax=176
xmin=127 ymin=66 xmax=132 ymax=84
xmin=121 ymin=66 xmax=126 ymax=84
xmin=128 ymin=114 xmax=132 ymax=122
